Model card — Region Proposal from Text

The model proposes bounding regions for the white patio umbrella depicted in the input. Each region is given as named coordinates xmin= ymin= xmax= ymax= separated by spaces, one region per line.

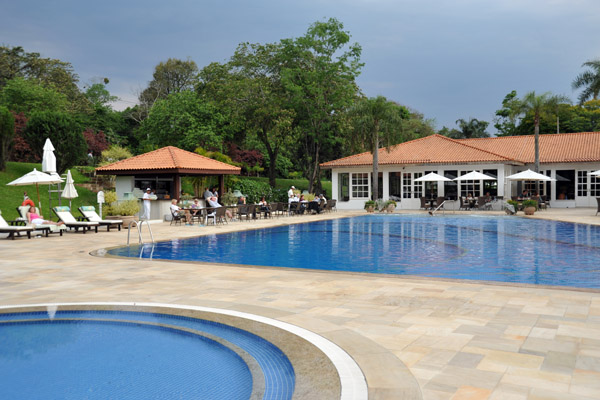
xmin=453 ymin=171 xmax=497 ymax=181
xmin=61 ymin=170 xmax=78 ymax=209
xmin=589 ymin=170 xmax=600 ymax=176
xmin=6 ymin=168 xmax=64 ymax=211
xmin=505 ymin=169 xmax=555 ymax=181
xmin=414 ymin=172 xmax=452 ymax=182
xmin=42 ymin=138 xmax=57 ymax=175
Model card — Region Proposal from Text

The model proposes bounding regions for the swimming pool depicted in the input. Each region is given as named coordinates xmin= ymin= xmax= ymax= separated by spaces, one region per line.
xmin=106 ymin=215 xmax=600 ymax=289
xmin=0 ymin=308 xmax=295 ymax=399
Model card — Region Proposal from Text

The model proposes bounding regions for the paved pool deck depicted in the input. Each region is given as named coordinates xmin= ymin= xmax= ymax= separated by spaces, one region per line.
xmin=1 ymin=208 xmax=599 ymax=399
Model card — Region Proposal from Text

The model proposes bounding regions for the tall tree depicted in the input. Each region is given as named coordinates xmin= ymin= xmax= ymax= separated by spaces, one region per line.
xmin=279 ymin=18 xmax=363 ymax=192
xmin=513 ymin=91 xmax=570 ymax=193
xmin=23 ymin=111 xmax=87 ymax=173
xmin=349 ymin=96 xmax=410 ymax=200
xmin=135 ymin=58 xmax=199 ymax=122
xmin=0 ymin=77 xmax=70 ymax=115
xmin=572 ymin=59 xmax=600 ymax=105
xmin=0 ymin=106 xmax=15 ymax=171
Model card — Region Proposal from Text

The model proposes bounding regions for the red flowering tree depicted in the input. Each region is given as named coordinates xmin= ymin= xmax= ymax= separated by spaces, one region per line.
xmin=228 ymin=143 xmax=263 ymax=175
xmin=9 ymin=112 xmax=39 ymax=163
xmin=82 ymin=128 xmax=110 ymax=156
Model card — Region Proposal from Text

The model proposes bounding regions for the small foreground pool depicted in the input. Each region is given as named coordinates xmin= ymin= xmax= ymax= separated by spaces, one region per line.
xmin=105 ymin=215 xmax=600 ymax=289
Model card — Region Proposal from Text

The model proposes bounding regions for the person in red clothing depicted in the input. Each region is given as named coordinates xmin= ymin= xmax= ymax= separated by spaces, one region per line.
xmin=21 ymin=192 xmax=35 ymax=208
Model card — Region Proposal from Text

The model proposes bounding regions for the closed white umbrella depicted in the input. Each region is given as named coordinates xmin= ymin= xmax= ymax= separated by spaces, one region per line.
xmin=453 ymin=171 xmax=496 ymax=181
xmin=6 ymin=168 xmax=64 ymax=211
xmin=506 ymin=169 xmax=555 ymax=181
xmin=61 ymin=170 xmax=78 ymax=209
xmin=42 ymin=138 xmax=57 ymax=174
xmin=589 ymin=170 xmax=600 ymax=176
xmin=414 ymin=172 xmax=452 ymax=182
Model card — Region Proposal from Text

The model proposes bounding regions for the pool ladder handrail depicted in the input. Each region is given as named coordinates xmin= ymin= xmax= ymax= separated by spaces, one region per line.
xmin=428 ymin=200 xmax=447 ymax=216
xmin=127 ymin=219 xmax=155 ymax=245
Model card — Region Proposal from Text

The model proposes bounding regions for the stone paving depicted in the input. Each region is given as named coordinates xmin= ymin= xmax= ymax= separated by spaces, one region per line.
xmin=1 ymin=208 xmax=600 ymax=399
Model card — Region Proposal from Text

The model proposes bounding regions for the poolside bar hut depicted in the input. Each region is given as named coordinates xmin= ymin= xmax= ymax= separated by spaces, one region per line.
xmin=96 ymin=146 xmax=241 ymax=220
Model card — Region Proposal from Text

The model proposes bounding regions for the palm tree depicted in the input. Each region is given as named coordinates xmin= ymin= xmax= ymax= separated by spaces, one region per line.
xmin=572 ymin=59 xmax=600 ymax=105
xmin=350 ymin=96 xmax=410 ymax=201
xmin=516 ymin=91 xmax=570 ymax=193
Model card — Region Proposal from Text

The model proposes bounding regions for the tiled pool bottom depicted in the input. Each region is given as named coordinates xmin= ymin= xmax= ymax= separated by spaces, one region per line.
xmin=0 ymin=303 xmax=362 ymax=400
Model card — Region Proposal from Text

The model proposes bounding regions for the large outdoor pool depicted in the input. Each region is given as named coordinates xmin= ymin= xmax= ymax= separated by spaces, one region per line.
xmin=106 ymin=215 xmax=600 ymax=289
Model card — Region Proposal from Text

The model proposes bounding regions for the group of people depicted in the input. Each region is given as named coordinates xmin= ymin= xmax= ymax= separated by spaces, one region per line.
xmin=287 ymin=186 xmax=327 ymax=214
xmin=168 ymin=188 xmax=233 ymax=225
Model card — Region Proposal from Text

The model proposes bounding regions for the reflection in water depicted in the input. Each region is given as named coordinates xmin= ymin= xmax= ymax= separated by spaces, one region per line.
xmin=109 ymin=215 xmax=600 ymax=288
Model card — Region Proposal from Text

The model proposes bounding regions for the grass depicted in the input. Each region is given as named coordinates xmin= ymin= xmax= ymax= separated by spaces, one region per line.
xmin=0 ymin=162 xmax=99 ymax=221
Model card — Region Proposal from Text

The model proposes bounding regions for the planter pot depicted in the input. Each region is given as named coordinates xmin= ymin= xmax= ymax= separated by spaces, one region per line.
xmin=386 ymin=204 xmax=396 ymax=213
xmin=107 ymin=215 xmax=137 ymax=228
xmin=523 ymin=207 xmax=536 ymax=215
xmin=365 ymin=206 xmax=375 ymax=213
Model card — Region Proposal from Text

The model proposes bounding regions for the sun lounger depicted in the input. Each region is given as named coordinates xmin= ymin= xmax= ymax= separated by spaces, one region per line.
xmin=0 ymin=210 xmax=34 ymax=240
xmin=53 ymin=206 xmax=99 ymax=233
xmin=16 ymin=206 xmax=64 ymax=236
xmin=79 ymin=206 xmax=123 ymax=231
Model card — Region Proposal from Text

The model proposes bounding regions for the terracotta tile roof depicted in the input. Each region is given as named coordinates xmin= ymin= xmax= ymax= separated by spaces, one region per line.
xmin=461 ymin=131 xmax=600 ymax=163
xmin=321 ymin=134 xmax=515 ymax=168
xmin=321 ymin=132 xmax=600 ymax=168
xmin=96 ymin=146 xmax=241 ymax=175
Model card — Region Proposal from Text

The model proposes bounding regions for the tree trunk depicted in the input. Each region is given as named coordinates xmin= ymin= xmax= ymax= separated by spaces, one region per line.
xmin=534 ymin=117 xmax=540 ymax=195
xmin=372 ymin=129 xmax=379 ymax=201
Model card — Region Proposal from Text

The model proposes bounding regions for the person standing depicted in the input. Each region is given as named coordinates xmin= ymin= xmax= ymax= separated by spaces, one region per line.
xmin=288 ymin=186 xmax=295 ymax=198
xmin=142 ymin=188 xmax=154 ymax=220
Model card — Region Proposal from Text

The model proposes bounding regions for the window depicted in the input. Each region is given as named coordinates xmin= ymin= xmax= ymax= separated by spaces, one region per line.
xmin=577 ymin=171 xmax=588 ymax=197
xmin=402 ymin=173 xmax=412 ymax=198
xmin=424 ymin=170 xmax=437 ymax=197
xmin=351 ymin=173 xmax=369 ymax=198
xmin=338 ymin=173 xmax=349 ymax=201
xmin=413 ymin=172 xmax=423 ymax=198
xmin=556 ymin=170 xmax=575 ymax=200
xmin=389 ymin=172 xmax=402 ymax=198
xmin=459 ymin=171 xmax=480 ymax=197
xmin=592 ymin=174 xmax=600 ymax=197
xmin=444 ymin=170 xmax=458 ymax=200
xmin=483 ymin=169 xmax=498 ymax=196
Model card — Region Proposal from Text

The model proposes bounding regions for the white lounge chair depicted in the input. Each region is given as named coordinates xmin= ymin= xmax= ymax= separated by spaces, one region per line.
xmin=52 ymin=206 xmax=99 ymax=233
xmin=17 ymin=206 xmax=65 ymax=236
xmin=79 ymin=206 xmax=123 ymax=231
xmin=0 ymin=210 xmax=34 ymax=240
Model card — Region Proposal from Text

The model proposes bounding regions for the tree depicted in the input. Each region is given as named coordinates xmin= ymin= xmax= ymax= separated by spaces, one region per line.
xmin=572 ymin=59 xmax=600 ymax=105
xmin=279 ymin=18 xmax=363 ymax=192
xmin=442 ymin=118 xmax=490 ymax=139
xmin=82 ymin=129 xmax=110 ymax=156
xmin=138 ymin=91 xmax=223 ymax=151
xmin=349 ymin=96 xmax=410 ymax=200
xmin=84 ymin=82 xmax=118 ymax=108
xmin=494 ymin=90 xmax=522 ymax=136
xmin=135 ymin=58 xmax=199 ymax=122
xmin=0 ymin=77 xmax=70 ymax=115
xmin=23 ymin=111 xmax=87 ymax=173
xmin=512 ymin=91 xmax=570 ymax=193
xmin=0 ymin=106 xmax=14 ymax=171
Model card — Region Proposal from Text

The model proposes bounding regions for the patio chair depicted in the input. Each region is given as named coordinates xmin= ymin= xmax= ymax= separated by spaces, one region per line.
xmin=17 ymin=206 xmax=64 ymax=236
xmin=79 ymin=206 xmax=123 ymax=231
xmin=329 ymin=199 xmax=337 ymax=211
xmin=420 ymin=197 xmax=429 ymax=210
xmin=237 ymin=204 xmax=251 ymax=221
xmin=0 ymin=210 xmax=34 ymax=240
xmin=435 ymin=196 xmax=445 ymax=210
xmin=597 ymin=197 xmax=600 ymax=216
xmin=288 ymin=202 xmax=299 ymax=216
xmin=170 ymin=207 xmax=183 ymax=226
xmin=205 ymin=206 xmax=228 ymax=225
xmin=53 ymin=206 xmax=99 ymax=233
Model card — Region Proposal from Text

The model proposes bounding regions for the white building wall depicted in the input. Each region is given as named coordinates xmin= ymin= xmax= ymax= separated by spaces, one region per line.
xmin=115 ymin=176 xmax=134 ymax=200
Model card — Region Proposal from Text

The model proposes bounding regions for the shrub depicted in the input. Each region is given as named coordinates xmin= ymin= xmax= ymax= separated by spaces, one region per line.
xmin=106 ymin=199 xmax=140 ymax=216
xmin=521 ymin=199 xmax=538 ymax=210
xmin=364 ymin=200 xmax=376 ymax=210
xmin=220 ymin=191 xmax=238 ymax=206
xmin=231 ymin=179 xmax=273 ymax=203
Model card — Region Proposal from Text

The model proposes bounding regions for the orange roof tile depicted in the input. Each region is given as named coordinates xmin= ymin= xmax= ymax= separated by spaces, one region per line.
xmin=321 ymin=132 xmax=600 ymax=168
xmin=96 ymin=146 xmax=241 ymax=175
xmin=321 ymin=134 xmax=515 ymax=168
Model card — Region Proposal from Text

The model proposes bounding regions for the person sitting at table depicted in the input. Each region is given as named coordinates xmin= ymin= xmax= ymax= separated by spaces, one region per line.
xmin=319 ymin=194 xmax=327 ymax=205
xmin=520 ymin=189 xmax=529 ymax=200
xmin=189 ymin=198 xmax=202 ymax=217
xmin=308 ymin=195 xmax=321 ymax=214
xmin=288 ymin=193 xmax=299 ymax=204
xmin=170 ymin=199 xmax=192 ymax=225
xmin=298 ymin=195 xmax=308 ymax=214
xmin=258 ymin=196 xmax=271 ymax=218
xmin=466 ymin=193 xmax=475 ymax=208
xmin=237 ymin=196 xmax=246 ymax=205
xmin=207 ymin=196 xmax=233 ymax=219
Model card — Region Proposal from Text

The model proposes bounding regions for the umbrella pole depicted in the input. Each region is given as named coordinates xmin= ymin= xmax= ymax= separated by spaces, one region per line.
xmin=36 ymin=183 xmax=41 ymax=212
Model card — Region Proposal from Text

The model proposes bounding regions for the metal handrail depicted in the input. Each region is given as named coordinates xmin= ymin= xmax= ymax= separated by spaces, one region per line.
xmin=428 ymin=200 xmax=447 ymax=216
xmin=127 ymin=219 xmax=154 ymax=245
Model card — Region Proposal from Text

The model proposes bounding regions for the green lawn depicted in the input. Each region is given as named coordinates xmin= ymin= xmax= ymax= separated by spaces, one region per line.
xmin=0 ymin=162 xmax=98 ymax=221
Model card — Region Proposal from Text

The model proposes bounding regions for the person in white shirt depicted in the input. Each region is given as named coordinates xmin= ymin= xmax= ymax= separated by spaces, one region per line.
xmin=170 ymin=199 xmax=192 ymax=224
xmin=207 ymin=196 xmax=232 ymax=219
xmin=141 ymin=188 xmax=153 ymax=220
xmin=287 ymin=186 xmax=295 ymax=198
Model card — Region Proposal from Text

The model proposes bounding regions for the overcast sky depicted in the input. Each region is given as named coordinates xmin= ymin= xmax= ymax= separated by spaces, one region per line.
xmin=2 ymin=0 xmax=599 ymax=133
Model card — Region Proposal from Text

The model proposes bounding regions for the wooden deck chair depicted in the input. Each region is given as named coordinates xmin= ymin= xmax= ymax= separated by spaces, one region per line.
xmin=53 ymin=206 xmax=99 ymax=233
xmin=79 ymin=206 xmax=123 ymax=231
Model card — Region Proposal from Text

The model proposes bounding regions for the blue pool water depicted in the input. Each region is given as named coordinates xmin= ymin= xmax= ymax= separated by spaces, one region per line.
xmin=0 ymin=310 xmax=295 ymax=400
xmin=107 ymin=215 xmax=600 ymax=289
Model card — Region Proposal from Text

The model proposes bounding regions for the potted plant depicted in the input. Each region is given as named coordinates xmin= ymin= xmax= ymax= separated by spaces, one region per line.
xmin=364 ymin=200 xmax=376 ymax=213
xmin=521 ymin=199 xmax=538 ymax=215
xmin=507 ymin=199 xmax=520 ymax=213
xmin=104 ymin=191 xmax=140 ymax=228
xmin=384 ymin=199 xmax=397 ymax=213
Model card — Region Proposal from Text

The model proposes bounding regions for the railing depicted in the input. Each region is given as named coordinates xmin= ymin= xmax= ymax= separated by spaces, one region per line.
xmin=127 ymin=219 xmax=155 ymax=245
xmin=428 ymin=200 xmax=447 ymax=216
